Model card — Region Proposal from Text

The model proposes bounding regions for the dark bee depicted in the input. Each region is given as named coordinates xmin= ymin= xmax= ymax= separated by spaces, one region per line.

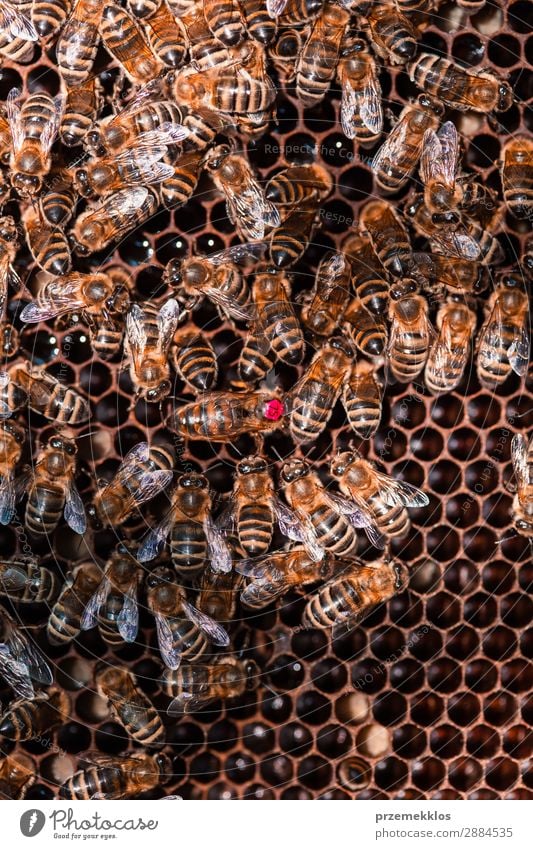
xmin=0 ymin=608 xmax=53 ymax=699
xmin=31 ymin=0 xmax=72 ymax=39
xmin=22 ymin=208 xmax=72 ymax=276
xmin=1 ymin=362 xmax=90 ymax=425
xmin=24 ymin=434 xmax=86 ymax=538
xmin=60 ymin=753 xmax=172 ymax=800
xmin=360 ymin=199 xmax=414 ymax=279
xmin=343 ymin=359 xmax=383 ymax=440
xmin=163 ymin=656 xmax=259 ymax=714
xmin=365 ymin=2 xmax=418 ymax=65
xmin=203 ymin=0 xmax=245 ymax=46
xmin=0 ymin=557 xmax=59 ymax=604
xmin=7 ymin=88 xmax=63 ymax=197
xmin=241 ymin=0 xmax=277 ymax=44
xmin=125 ymin=299 xmax=181 ymax=403
xmin=57 ymin=0 xmax=103 ymax=85
xmin=500 ymin=136 xmax=533 ymax=220
xmin=295 ymin=1 xmax=350 ymax=106
xmin=142 ymin=0 xmax=188 ymax=67
xmin=172 ymin=325 xmax=218 ymax=392
xmin=344 ymin=300 xmax=388 ymax=358
xmin=476 ymin=276 xmax=530 ymax=389
xmin=71 ymin=186 xmax=160 ymax=256
xmin=39 ymin=171 xmax=77 ymax=227
xmin=425 ymin=300 xmax=476 ymax=394
xmin=47 ymin=561 xmax=103 ymax=646
xmin=61 ymin=77 xmax=103 ymax=148
xmin=81 ymin=543 xmax=142 ymax=646
xmin=0 ymin=688 xmax=70 ymax=741
xmin=0 ymin=2 xmax=36 ymax=64
xmin=300 ymin=252 xmax=351 ymax=338
xmin=246 ymin=268 xmax=305 ymax=366
xmin=343 ymin=232 xmax=390 ymax=316
xmin=99 ymin=2 xmax=163 ymax=84
xmin=388 ymin=279 xmax=433 ymax=384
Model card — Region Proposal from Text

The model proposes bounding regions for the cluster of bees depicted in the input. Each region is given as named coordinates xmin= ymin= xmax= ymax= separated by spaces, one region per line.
xmin=0 ymin=0 xmax=531 ymax=800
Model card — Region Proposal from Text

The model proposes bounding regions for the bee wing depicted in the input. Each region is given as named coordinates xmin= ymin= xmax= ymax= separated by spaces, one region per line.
xmin=64 ymin=481 xmax=87 ymax=534
xmin=115 ymin=81 xmax=164 ymax=120
xmin=235 ymin=556 xmax=286 ymax=583
xmin=117 ymin=584 xmax=139 ymax=643
xmin=207 ymin=242 xmax=267 ymax=267
xmin=112 ymin=151 xmax=175 ymax=186
xmin=181 ymin=600 xmax=230 ymax=646
xmin=8 ymin=628 xmax=52 ymax=687
xmin=327 ymin=492 xmax=386 ymax=549
xmin=204 ymin=515 xmax=232 ymax=574
xmin=157 ymin=298 xmax=181 ymax=355
xmin=0 ymin=3 xmax=38 ymax=42
xmin=0 ymin=563 xmax=28 ymax=592
xmin=241 ymin=579 xmax=284 ymax=608
xmin=511 ymin=433 xmax=529 ymax=491
xmin=273 ymin=498 xmax=324 ymax=562
xmin=508 ymin=324 xmax=530 ymax=377
xmin=138 ymin=514 xmax=174 ymax=562
xmin=205 ymin=286 xmax=255 ymax=322
xmin=80 ymin=578 xmax=110 ymax=631
xmin=134 ymin=469 xmax=174 ymax=505
xmin=428 ymin=314 xmax=470 ymax=387
xmin=40 ymin=94 xmax=64 ymax=157
xmin=155 ymin=122 xmax=190 ymax=145
xmin=155 ymin=613 xmax=181 ymax=670
xmin=116 ymin=441 xmax=150 ymax=480
xmin=225 ymin=181 xmax=280 ymax=241
xmin=20 ymin=276 xmax=88 ymax=323
xmin=0 ymin=478 xmax=17 ymax=525
xmin=95 ymin=186 xmax=149 ymax=223
xmin=374 ymin=472 xmax=429 ymax=508
xmin=167 ymin=692 xmax=196 ymax=716
xmin=372 ymin=116 xmax=409 ymax=176
xmin=360 ymin=73 xmax=383 ymax=136
xmin=126 ymin=303 xmax=148 ymax=362
xmin=420 ymin=122 xmax=459 ymax=191
xmin=6 ymin=88 xmax=24 ymax=154
xmin=0 ymin=644 xmax=35 ymax=699
xmin=266 ymin=0 xmax=288 ymax=16
xmin=431 ymin=229 xmax=481 ymax=261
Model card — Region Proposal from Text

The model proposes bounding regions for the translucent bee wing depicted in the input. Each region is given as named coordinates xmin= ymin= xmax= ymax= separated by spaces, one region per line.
xmin=511 ymin=433 xmax=529 ymax=490
xmin=0 ymin=644 xmax=35 ymax=699
xmin=224 ymin=179 xmax=280 ymax=241
xmin=64 ymin=483 xmax=87 ymax=534
xmin=204 ymin=516 xmax=232 ymax=574
xmin=420 ymin=122 xmax=459 ymax=192
xmin=138 ymin=513 xmax=174 ymax=562
xmin=6 ymin=88 xmax=24 ymax=154
xmin=80 ymin=578 xmax=110 ymax=631
xmin=206 ymin=242 xmax=268 ymax=267
xmin=235 ymin=556 xmax=285 ymax=582
xmin=360 ymin=74 xmax=383 ymax=136
xmin=508 ymin=326 xmax=530 ymax=376
xmin=126 ymin=303 xmax=148 ymax=360
xmin=0 ymin=3 xmax=38 ymax=42
xmin=19 ymin=274 xmax=89 ymax=322
xmin=167 ymin=692 xmax=195 ymax=716
xmin=0 ymin=478 xmax=17 ymax=525
xmin=266 ymin=0 xmax=288 ymax=17
xmin=204 ymin=286 xmax=255 ymax=322
xmin=372 ymin=116 xmax=409 ymax=176
xmin=40 ymin=93 xmax=64 ymax=156
xmin=115 ymin=441 xmax=150 ymax=481
xmin=182 ymin=600 xmax=230 ymax=646
xmin=214 ymin=496 xmax=237 ymax=533
xmin=155 ymin=613 xmax=181 ymax=670
xmin=157 ymin=298 xmax=181 ymax=355
xmin=16 ymin=636 xmax=53 ymax=687
xmin=99 ymin=186 xmax=150 ymax=223
xmin=156 ymin=122 xmax=190 ymax=145
xmin=272 ymin=497 xmax=324 ymax=562
xmin=0 ymin=563 xmax=28 ymax=592
xmin=117 ymin=585 xmax=139 ymax=643
xmin=133 ymin=469 xmax=174 ymax=506
xmin=241 ymin=579 xmax=283 ymax=608
xmin=374 ymin=472 xmax=429 ymax=508
xmin=327 ymin=492 xmax=386 ymax=549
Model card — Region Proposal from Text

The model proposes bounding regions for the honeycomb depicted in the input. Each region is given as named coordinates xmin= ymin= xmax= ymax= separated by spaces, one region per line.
xmin=0 ymin=0 xmax=532 ymax=801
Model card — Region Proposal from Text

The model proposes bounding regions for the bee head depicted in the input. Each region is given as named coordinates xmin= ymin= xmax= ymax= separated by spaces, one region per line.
xmin=49 ymin=435 xmax=76 ymax=455
xmin=145 ymin=380 xmax=172 ymax=403
xmin=330 ymin=450 xmax=356 ymax=478
xmin=497 ymin=83 xmax=513 ymax=112
xmin=13 ymin=173 xmax=41 ymax=197
xmin=237 ymin=456 xmax=267 ymax=475
xmin=179 ymin=473 xmax=207 ymax=489
xmin=281 ymin=458 xmax=309 ymax=483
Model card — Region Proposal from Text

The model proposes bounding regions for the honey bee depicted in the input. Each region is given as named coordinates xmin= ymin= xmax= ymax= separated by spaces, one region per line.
xmin=196 ymin=565 xmax=242 ymax=622
xmin=0 ymin=556 xmax=59 ymax=604
xmin=412 ymin=252 xmax=484 ymax=296
xmin=388 ymin=279 xmax=433 ymax=384
xmin=138 ymin=472 xmax=232 ymax=574
xmin=61 ymin=77 xmax=102 ymax=148
xmin=281 ymin=458 xmax=384 ymax=559
xmin=372 ymin=95 xmax=443 ymax=193
xmin=165 ymin=242 xmax=262 ymax=322
xmin=476 ymin=277 xmax=530 ymax=389
xmin=0 ymin=753 xmax=36 ymax=799
xmin=163 ymin=655 xmax=259 ymax=714
xmin=343 ymin=300 xmax=388 ymax=358
xmin=344 ymin=233 xmax=390 ymax=316
xmin=87 ymin=441 xmax=174 ymax=529
xmin=295 ymin=1 xmax=350 ymax=106
xmin=0 ymin=687 xmax=70 ymax=740
xmin=409 ymin=53 xmax=513 ymax=113
xmin=511 ymin=433 xmax=533 ymax=540
xmin=278 ymin=0 xmax=319 ymax=25
xmin=146 ymin=565 xmax=229 ymax=669
xmin=425 ymin=300 xmax=476 ymax=394
xmin=267 ymin=166 xmax=332 ymax=267
xmin=204 ymin=145 xmax=279 ymax=241
xmin=0 ymin=362 xmax=90 ymax=424
xmin=95 ymin=665 xmax=165 ymax=748
xmin=39 ymin=171 xmax=77 ymax=227
xmin=90 ymin=266 xmax=133 ymax=360
xmin=71 ymin=185 xmax=159 ymax=256
xmin=31 ymin=0 xmax=72 ymax=39
xmin=23 ymin=434 xmax=86 ymax=537
xmin=0 ymin=609 xmax=52 ymax=698
xmin=99 ymin=2 xmax=162 ymax=84
xmin=236 ymin=546 xmax=336 ymax=609
xmin=0 ymin=2 xmax=37 ymax=63
xmin=0 ymin=215 xmax=22 ymax=321
xmin=288 ymin=336 xmax=354 ymax=443
xmin=303 ymin=558 xmax=410 ymax=628
xmin=127 ymin=0 xmax=161 ymax=15
xmin=337 ymin=37 xmax=383 ymax=144
xmin=330 ymin=450 xmax=428 ymax=541
xmin=266 ymin=163 xmax=332 ymax=208
xmin=218 ymin=454 xmax=301 ymax=557
xmin=268 ymin=26 xmax=305 ymax=82
xmin=73 ymin=135 xmax=175 ymax=200
xmin=500 ymin=136 xmax=533 ymax=220
xmin=160 ymin=148 xmax=204 ymax=209
xmin=203 ymin=0 xmax=244 ymax=46
xmin=81 ymin=543 xmax=142 ymax=645
xmin=60 ymin=753 xmax=172 ymax=800
xmin=168 ymin=387 xmax=286 ymax=442
xmin=246 ymin=268 xmax=305 ymax=366
xmin=300 ymin=252 xmax=350 ymax=338
xmin=170 ymin=0 xmax=232 ymax=71
xmin=237 ymin=326 xmax=275 ymax=385
xmin=364 ymin=2 xmax=418 ymax=64
xmin=125 ymin=298 xmax=181 ymax=403
xmin=359 ymin=199 xmax=414 ymax=279
xmin=142 ymin=0 xmax=187 ymax=67
xmin=343 ymin=360 xmax=383 ymax=439
xmin=173 ymin=41 xmax=277 ymax=117
xmin=22 ymin=208 xmax=72 ymax=277
xmin=171 ymin=326 xmax=217 ymax=392
xmin=46 ymin=561 xmax=103 ymax=645
xmin=241 ymin=0 xmax=277 ymax=44
xmin=6 ymin=88 xmax=63 ymax=197
xmin=56 ymin=0 xmax=103 ymax=84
